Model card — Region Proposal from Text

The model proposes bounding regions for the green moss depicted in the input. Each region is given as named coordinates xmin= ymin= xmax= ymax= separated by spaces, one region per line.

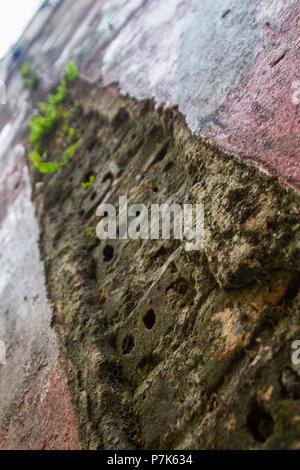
xmin=48 ymin=77 xmax=67 ymax=105
xmin=81 ymin=174 xmax=95 ymax=188
xmin=29 ymin=102 xmax=61 ymax=153
xmin=29 ymin=139 xmax=81 ymax=173
xmin=28 ymin=62 xmax=80 ymax=173
xmin=20 ymin=61 xmax=39 ymax=90
xmin=65 ymin=61 xmax=78 ymax=82
xmin=68 ymin=127 xmax=76 ymax=143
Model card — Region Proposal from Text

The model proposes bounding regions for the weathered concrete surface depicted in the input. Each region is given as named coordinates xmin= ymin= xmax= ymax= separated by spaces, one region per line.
xmin=100 ymin=0 xmax=300 ymax=190
xmin=0 ymin=157 xmax=79 ymax=448
xmin=0 ymin=0 xmax=299 ymax=450
xmin=5 ymin=0 xmax=297 ymax=189
xmin=0 ymin=46 xmax=79 ymax=451
xmin=29 ymin=80 xmax=300 ymax=449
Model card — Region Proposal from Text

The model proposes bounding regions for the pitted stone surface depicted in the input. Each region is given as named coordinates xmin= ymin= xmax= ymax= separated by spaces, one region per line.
xmin=30 ymin=80 xmax=300 ymax=449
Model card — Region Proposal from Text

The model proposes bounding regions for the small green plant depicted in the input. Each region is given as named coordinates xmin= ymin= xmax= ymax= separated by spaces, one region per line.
xmin=48 ymin=77 xmax=67 ymax=105
xmin=28 ymin=62 xmax=80 ymax=173
xmin=29 ymin=102 xmax=61 ymax=152
xmin=81 ymin=174 xmax=95 ymax=188
xmin=20 ymin=61 xmax=39 ymax=90
xmin=68 ymin=127 xmax=76 ymax=143
xmin=29 ymin=140 xmax=81 ymax=173
xmin=65 ymin=61 xmax=78 ymax=82
xmin=48 ymin=61 xmax=78 ymax=105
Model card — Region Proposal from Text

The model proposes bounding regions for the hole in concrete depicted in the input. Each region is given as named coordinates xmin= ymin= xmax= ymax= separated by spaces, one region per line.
xmin=153 ymin=142 xmax=168 ymax=165
xmin=153 ymin=186 xmax=158 ymax=193
xmin=122 ymin=334 xmax=134 ymax=355
xmin=102 ymin=172 xmax=113 ymax=182
xmin=166 ymin=278 xmax=189 ymax=295
xmin=246 ymin=398 xmax=274 ymax=443
xmin=163 ymin=161 xmax=174 ymax=172
xmin=87 ymin=138 xmax=98 ymax=152
xmin=284 ymin=275 xmax=300 ymax=303
xmin=143 ymin=309 xmax=156 ymax=330
xmin=83 ymin=171 xmax=94 ymax=184
xmin=170 ymin=262 xmax=177 ymax=274
xmin=103 ymin=244 xmax=114 ymax=262
xmin=111 ymin=107 xmax=129 ymax=128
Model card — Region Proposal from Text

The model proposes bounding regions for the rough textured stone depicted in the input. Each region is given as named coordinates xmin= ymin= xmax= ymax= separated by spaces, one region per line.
xmin=30 ymin=79 xmax=300 ymax=449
